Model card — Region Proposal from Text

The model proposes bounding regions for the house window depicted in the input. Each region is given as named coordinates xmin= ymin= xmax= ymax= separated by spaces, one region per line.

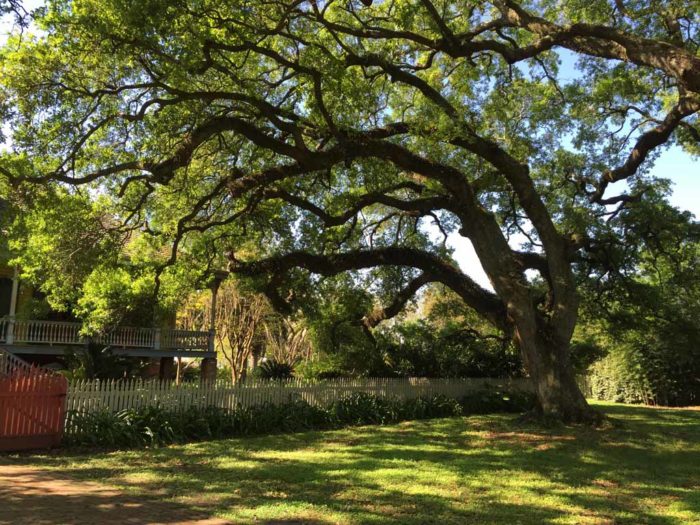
xmin=0 ymin=277 xmax=12 ymax=317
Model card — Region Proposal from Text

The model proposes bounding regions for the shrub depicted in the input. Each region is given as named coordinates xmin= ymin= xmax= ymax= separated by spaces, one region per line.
xmin=329 ymin=392 xmax=400 ymax=426
xmin=326 ymin=393 xmax=464 ymax=427
xmin=64 ymin=389 xmax=535 ymax=449
xmin=585 ymin=333 xmax=700 ymax=406
xmin=64 ymin=408 xmax=140 ymax=448
xmin=399 ymin=394 xmax=463 ymax=420
xmin=587 ymin=352 xmax=655 ymax=405
xmin=315 ymin=370 xmax=350 ymax=380
xmin=376 ymin=320 xmax=524 ymax=378
xmin=459 ymin=390 xmax=537 ymax=414
xmin=254 ymin=360 xmax=295 ymax=380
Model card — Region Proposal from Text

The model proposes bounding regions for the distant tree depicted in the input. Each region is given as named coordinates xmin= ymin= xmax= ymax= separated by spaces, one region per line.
xmin=377 ymin=284 xmax=522 ymax=378
xmin=182 ymin=281 xmax=271 ymax=383
xmin=579 ymin=198 xmax=700 ymax=405
xmin=264 ymin=317 xmax=313 ymax=367
xmin=7 ymin=189 xmax=189 ymax=332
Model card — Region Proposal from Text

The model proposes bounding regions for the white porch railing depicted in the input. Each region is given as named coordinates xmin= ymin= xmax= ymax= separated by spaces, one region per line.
xmin=11 ymin=320 xmax=82 ymax=345
xmin=96 ymin=327 xmax=155 ymax=349
xmin=0 ymin=318 xmax=210 ymax=352
xmin=161 ymin=329 xmax=210 ymax=350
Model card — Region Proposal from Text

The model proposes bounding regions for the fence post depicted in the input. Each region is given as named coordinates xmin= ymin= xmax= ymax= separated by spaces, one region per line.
xmin=154 ymin=328 xmax=161 ymax=350
xmin=201 ymin=357 xmax=217 ymax=383
xmin=208 ymin=330 xmax=215 ymax=353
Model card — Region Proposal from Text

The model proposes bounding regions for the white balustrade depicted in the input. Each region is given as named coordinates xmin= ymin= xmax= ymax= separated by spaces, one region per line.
xmin=96 ymin=327 xmax=155 ymax=348
xmin=11 ymin=320 xmax=83 ymax=345
xmin=0 ymin=318 xmax=210 ymax=352
xmin=161 ymin=329 xmax=210 ymax=349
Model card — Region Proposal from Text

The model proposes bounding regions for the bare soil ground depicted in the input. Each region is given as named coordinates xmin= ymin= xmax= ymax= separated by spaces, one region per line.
xmin=0 ymin=464 xmax=231 ymax=525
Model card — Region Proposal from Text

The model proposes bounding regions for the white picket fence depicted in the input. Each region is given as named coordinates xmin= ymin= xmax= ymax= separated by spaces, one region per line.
xmin=64 ymin=377 xmax=533 ymax=432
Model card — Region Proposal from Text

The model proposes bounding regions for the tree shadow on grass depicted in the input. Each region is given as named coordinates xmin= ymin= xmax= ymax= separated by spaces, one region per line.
xmin=5 ymin=404 xmax=699 ymax=524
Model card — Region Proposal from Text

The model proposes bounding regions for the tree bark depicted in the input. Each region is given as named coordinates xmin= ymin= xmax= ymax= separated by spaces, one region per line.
xmin=514 ymin=321 xmax=597 ymax=423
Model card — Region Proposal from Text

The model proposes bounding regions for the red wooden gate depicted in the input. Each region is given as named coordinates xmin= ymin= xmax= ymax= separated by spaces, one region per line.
xmin=0 ymin=349 xmax=67 ymax=451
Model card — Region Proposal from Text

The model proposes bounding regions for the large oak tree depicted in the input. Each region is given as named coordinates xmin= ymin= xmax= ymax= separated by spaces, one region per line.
xmin=1 ymin=0 xmax=698 ymax=421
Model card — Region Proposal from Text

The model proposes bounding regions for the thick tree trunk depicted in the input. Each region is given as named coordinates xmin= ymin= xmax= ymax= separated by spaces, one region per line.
xmin=516 ymin=329 xmax=599 ymax=423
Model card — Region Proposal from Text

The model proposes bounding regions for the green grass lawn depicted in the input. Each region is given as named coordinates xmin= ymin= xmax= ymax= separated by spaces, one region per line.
xmin=6 ymin=401 xmax=700 ymax=524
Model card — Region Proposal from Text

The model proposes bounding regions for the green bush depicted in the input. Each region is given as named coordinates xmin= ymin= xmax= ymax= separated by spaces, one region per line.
xmin=377 ymin=321 xmax=524 ymax=378
xmin=459 ymin=390 xmax=537 ymax=414
xmin=64 ymin=389 xmax=535 ymax=449
xmin=329 ymin=392 xmax=399 ymax=425
xmin=254 ymin=360 xmax=295 ymax=380
xmin=400 ymin=394 xmax=464 ymax=420
xmin=587 ymin=352 xmax=655 ymax=404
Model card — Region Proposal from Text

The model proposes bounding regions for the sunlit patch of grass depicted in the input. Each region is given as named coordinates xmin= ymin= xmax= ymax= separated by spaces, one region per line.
xmin=5 ymin=401 xmax=699 ymax=524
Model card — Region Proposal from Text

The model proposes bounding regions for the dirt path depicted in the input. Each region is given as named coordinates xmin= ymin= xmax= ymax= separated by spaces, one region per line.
xmin=0 ymin=464 xmax=231 ymax=525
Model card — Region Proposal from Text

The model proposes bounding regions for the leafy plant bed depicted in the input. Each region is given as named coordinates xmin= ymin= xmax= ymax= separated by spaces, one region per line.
xmin=64 ymin=389 xmax=535 ymax=449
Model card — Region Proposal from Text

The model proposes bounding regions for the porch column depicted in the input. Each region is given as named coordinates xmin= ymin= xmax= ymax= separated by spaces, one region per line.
xmin=208 ymin=269 xmax=228 ymax=353
xmin=143 ymin=358 xmax=161 ymax=379
xmin=200 ymin=270 xmax=226 ymax=384
xmin=159 ymin=357 xmax=176 ymax=380
xmin=176 ymin=357 xmax=183 ymax=385
xmin=200 ymin=357 xmax=217 ymax=382
xmin=6 ymin=267 xmax=19 ymax=344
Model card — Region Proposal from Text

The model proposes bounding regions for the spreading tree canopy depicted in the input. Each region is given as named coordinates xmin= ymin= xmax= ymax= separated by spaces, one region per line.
xmin=1 ymin=0 xmax=699 ymax=421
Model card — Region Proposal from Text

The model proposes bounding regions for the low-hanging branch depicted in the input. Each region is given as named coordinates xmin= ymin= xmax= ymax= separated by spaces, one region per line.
xmin=362 ymin=272 xmax=433 ymax=329
xmin=229 ymin=247 xmax=508 ymax=330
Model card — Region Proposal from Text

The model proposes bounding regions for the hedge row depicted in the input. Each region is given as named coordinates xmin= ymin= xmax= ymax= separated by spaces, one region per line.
xmin=64 ymin=389 xmax=536 ymax=449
